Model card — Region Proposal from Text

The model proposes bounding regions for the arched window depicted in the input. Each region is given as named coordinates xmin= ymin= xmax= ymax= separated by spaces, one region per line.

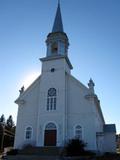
xmin=75 ymin=125 xmax=82 ymax=140
xmin=25 ymin=126 xmax=33 ymax=140
xmin=47 ymin=88 xmax=56 ymax=111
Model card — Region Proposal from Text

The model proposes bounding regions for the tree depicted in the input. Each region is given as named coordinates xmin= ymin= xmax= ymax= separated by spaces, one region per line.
xmin=6 ymin=115 xmax=14 ymax=129
xmin=0 ymin=114 xmax=5 ymax=124
xmin=0 ymin=114 xmax=15 ymax=150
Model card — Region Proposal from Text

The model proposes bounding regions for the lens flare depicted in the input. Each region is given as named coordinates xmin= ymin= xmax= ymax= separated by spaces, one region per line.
xmin=22 ymin=72 xmax=40 ymax=89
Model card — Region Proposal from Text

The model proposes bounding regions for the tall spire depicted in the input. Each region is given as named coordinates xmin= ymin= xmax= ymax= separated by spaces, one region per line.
xmin=52 ymin=1 xmax=64 ymax=32
xmin=42 ymin=0 xmax=73 ymax=70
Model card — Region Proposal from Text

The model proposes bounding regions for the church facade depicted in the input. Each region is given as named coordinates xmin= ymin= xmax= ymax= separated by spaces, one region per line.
xmin=14 ymin=3 xmax=116 ymax=153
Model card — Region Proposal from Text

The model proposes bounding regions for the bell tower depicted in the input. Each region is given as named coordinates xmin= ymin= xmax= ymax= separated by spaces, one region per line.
xmin=40 ymin=1 xmax=72 ymax=71
xmin=46 ymin=2 xmax=69 ymax=57
xmin=46 ymin=32 xmax=69 ymax=57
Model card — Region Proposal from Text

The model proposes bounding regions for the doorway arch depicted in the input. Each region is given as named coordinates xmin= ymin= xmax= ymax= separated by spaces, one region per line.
xmin=44 ymin=122 xmax=57 ymax=146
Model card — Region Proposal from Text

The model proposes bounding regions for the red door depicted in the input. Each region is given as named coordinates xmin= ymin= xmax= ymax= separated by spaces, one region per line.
xmin=44 ymin=130 xmax=56 ymax=146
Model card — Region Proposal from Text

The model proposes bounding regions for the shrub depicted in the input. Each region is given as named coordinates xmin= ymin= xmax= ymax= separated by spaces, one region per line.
xmin=7 ymin=149 xmax=18 ymax=155
xmin=22 ymin=144 xmax=34 ymax=150
xmin=64 ymin=139 xmax=86 ymax=156
xmin=83 ymin=150 xmax=96 ymax=156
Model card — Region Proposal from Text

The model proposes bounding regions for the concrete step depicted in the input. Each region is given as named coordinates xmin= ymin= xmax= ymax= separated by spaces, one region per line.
xmin=19 ymin=147 xmax=63 ymax=156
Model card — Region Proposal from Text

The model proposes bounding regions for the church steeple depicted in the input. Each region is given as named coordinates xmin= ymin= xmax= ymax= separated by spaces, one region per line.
xmin=52 ymin=1 xmax=64 ymax=33
xmin=40 ymin=1 xmax=73 ymax=70
xmin=46 ymin=2 xmax=69 ymax=57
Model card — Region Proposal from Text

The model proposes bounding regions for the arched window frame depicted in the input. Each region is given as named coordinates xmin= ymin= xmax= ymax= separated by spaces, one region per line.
xmin=47 ymin=88 xmax=57 ymax=111
xmin=45 ymin=122 xmax=57 ymax=130
xmin=25 ymin=126 xmax=33 ymax=140
xmin=74 ymin=125 xmax=82 ymax=140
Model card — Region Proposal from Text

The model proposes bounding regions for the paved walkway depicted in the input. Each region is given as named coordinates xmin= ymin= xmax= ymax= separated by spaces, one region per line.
xmin=7 ymin=155 xmax=62 ymax=160
xmin=5 ymin=155 xmax=97 ymax=160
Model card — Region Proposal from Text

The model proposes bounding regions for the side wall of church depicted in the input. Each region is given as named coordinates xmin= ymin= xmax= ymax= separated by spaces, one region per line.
xmin=95 ymin=112 xmax=104 ymax=132
xmin=93 ymin=97 xmax=105 ymax=133
xmin=14 ymin=78 xmax=40 ymax=149
xmin=66 ymin=75 xmax=97 ymax=151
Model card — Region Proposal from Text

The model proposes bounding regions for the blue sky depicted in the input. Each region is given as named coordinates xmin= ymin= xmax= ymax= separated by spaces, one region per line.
xmin=0 ymin=0 xmax=120 ymax=133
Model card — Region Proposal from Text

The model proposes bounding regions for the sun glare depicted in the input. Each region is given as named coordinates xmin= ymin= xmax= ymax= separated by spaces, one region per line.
xmin=22 ymin=72 xmax=40 ymax=89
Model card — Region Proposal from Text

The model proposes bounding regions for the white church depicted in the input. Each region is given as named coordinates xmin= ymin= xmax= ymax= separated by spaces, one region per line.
xmin=14 ymin=2 xmax=116 ymax=153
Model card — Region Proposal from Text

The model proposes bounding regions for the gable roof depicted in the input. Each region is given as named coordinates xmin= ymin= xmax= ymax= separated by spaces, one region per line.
xmin=15 ymin=75 xmax=41 ymax=104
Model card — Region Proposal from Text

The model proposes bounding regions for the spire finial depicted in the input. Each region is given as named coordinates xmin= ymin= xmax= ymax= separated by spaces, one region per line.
xmin=88 ymin=78 xmax=95 ymax=94
xmin=52 ymin=0 xmax=64 ymax=32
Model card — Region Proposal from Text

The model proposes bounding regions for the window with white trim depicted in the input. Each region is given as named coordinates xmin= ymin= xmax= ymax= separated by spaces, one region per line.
xmin=75 ymin=125 xmax=82 ymax=140
xmin=47 ymin=88 xmax=56 ymax=111
xmin=25 ymin=127 xmax=32 ymax=140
